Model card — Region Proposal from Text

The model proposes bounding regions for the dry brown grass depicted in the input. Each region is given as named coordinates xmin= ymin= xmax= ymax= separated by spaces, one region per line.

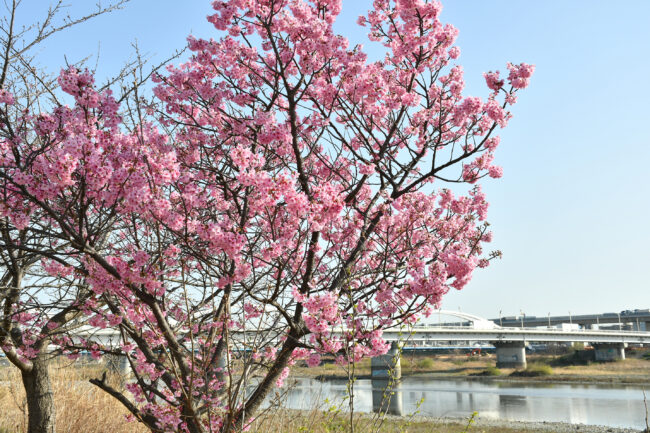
xmin=0 ymin=362 xmax=147 ymax=433
xmin=293 ymin=352 xmax=650 ymax=384
xmin=551 ymin=357 xmax=649 ymax=376
xmin=247 ymin=409 xmax=531 ymax=433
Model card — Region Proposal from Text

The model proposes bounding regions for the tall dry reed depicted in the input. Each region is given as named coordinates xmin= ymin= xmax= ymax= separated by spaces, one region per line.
xmin=0 ymin=362 xmax=147 ymax=433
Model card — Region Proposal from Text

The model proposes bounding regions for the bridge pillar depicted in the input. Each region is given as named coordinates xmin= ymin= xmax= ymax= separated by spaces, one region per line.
xmin=593 ymin=343 xmax=625 ymax=361
xmin=371 ymin=342 xmax=402 ymax=379
xmin=371 ymin=379 xmax=403 ymax=416
xmin=494 ymin=341 xmax=526 ymax=369
xmin=645 ymin=321 xmax=650 ymax=332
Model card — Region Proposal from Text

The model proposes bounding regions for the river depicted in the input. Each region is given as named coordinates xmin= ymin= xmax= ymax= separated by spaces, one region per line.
xmin=268 ymin=377 xmax=649 ymax=429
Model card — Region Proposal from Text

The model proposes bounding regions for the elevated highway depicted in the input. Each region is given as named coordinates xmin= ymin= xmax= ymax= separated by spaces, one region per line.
xmin=491 ymin=310 xmax=650 ymax=329
xmin=381 ymin=326 xmax=650 ymax=345
xmin=372 ymin=310 xmax=650 ymax=374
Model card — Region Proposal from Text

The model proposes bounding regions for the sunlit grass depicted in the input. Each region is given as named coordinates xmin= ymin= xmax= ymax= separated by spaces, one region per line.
xmin=0 ymin=362 xmax=146 ymax=433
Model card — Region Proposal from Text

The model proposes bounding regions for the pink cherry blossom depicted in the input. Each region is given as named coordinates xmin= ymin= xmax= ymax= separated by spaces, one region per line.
xmin=0 ymin=0 xmax=533 ymax=431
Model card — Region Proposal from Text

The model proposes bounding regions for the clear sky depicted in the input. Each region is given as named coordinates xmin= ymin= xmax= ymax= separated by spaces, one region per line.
xmin=18 ymin=0 xmax=650 ymax=319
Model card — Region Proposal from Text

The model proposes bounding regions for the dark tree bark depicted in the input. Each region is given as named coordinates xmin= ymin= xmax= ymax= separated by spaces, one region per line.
xmin=20 ymin=356 xmax=55 ymax=433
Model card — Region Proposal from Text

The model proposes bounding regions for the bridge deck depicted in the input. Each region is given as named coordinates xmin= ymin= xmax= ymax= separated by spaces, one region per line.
xmin=381 ymin=326 xmax=650 ymax=344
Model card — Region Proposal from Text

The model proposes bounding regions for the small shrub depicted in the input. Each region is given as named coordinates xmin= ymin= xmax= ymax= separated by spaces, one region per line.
xmin=452 ymin=357 xmax=470 ymax=366
xmin=642 ymin=351 xmax=650 ymax=361
xmin=551 ymin=350 xmax=593 ymax=366
xmin=400 ymin=357 xmax=414 ymax=370
xmin=416 ymin=358 xmax=435 ymax=369
xmin=471 ymin=366 xmax=501 ymax=377
xmin=510 ymin=364 xmax=553 ymax=377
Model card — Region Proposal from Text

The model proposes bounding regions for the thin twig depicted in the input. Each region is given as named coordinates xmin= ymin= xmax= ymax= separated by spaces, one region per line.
xmin=643 ymin=388 xmax=649 ymax=433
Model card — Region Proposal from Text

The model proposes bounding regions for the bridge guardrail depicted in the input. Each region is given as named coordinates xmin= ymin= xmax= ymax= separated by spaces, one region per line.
xmin=408 ymin=326 xmax=650 ymax=333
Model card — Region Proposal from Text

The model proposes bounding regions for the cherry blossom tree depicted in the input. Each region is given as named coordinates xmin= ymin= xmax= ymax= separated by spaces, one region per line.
xmin=0 ymin=2 xmax=162 ymax=433
xmin=0 ymin=0 xmax=533 ymax=432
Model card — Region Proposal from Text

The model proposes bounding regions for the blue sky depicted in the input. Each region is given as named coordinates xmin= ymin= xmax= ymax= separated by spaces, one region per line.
xmin=20 ymin=0 xmax=650 ymax=319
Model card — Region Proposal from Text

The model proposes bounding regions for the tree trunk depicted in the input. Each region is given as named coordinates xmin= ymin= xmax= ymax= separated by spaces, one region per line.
xmin=21 ymin=356 xmax=55 ymax=433
xmin=231 ymin=339 xmax=297 ymax=429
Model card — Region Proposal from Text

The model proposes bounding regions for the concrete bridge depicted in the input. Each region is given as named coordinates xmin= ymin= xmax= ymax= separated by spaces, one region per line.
xmin=369 ymin=310 xmax=650 ymax=377
xmin=69 ymin=309 xmax=650 ymax=377
xmin=491 ymin=309 xmax=650 ymax=330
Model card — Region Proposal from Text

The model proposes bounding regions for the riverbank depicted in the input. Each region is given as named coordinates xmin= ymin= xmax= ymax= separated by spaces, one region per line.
xmin=378 ymin=414 xmax=645 ymax=433
xmin=248 ymin=409 xmax=647 ymax=433
xmin=388 ymin=415 xmax=646 ymax=433
xmin=292 ymin=350 xmax=650 ymax=385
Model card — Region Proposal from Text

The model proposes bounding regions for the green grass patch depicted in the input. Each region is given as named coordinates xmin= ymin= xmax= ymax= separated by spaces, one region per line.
xmin=471 ymin=366 xmax=502 ymax=377
xmin=416 ymin=358 xmax=435 ymax=369
xmin=484 ymin=366 xmax=502 ymax=376
xmin=452 ymin=357 xmax=471 ymax=366
xmin=510 ymin=364 xmax=553 ymax=377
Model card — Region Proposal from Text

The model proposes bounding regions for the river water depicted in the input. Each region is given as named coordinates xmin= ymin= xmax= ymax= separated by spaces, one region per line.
xmin=270 ymin=377 xmax=648 ymax=429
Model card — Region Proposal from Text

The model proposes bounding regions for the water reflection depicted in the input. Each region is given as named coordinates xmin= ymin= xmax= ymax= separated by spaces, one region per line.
xmin=499 ymin=393 xmax=528 ymax=407
xmin=270 ymin=377 xmax=647 ymax=429
xmin=371 ymin=379 xmax=403 ymax=416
